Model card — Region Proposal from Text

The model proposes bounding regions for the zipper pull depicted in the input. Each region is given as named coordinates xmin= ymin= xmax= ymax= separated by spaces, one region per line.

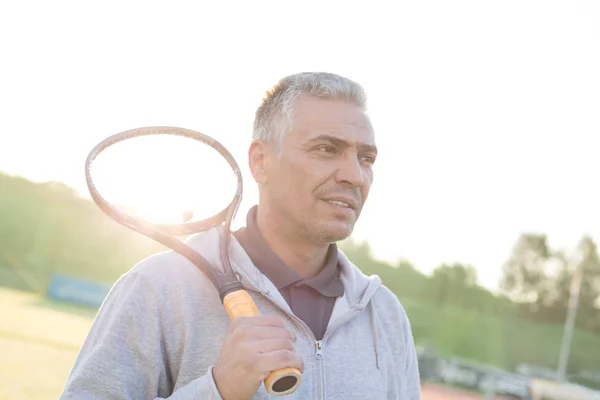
xmin=315 ymin=340 xmax=323 ymax=359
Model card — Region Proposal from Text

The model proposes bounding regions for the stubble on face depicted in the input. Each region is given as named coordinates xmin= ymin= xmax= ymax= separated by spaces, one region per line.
xmin=264 ymin=96 xmax=377 ymax=246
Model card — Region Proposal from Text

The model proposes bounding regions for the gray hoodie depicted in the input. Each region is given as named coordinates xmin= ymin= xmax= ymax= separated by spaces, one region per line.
xmin=59 ymin=227 xmax=421 ymax=399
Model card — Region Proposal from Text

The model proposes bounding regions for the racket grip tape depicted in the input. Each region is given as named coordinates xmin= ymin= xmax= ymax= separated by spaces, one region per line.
xmin=222 ymin=289 xmax=303 ymax=397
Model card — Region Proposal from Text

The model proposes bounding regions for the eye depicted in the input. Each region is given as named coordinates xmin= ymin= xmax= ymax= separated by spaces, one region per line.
xmin=360 ymin=154 xmax=376 ymax=165
xmin=317 ymin=145 xmax=338 ymax=154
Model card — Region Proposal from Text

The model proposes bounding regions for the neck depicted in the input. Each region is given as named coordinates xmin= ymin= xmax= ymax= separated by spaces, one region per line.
xmin=255 ymin=204 xmax=329 ymax=278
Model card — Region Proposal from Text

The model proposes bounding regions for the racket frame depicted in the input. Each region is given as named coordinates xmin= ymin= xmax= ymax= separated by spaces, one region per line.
xmin=85 ymin=126 xmax=243 ymax=299
xmin=84 ymin=126 xmax=302 ymax=396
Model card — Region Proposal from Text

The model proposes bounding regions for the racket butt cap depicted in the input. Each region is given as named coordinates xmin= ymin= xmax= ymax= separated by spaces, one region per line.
xmin=264 ymin=367 xmax=302 ymax=397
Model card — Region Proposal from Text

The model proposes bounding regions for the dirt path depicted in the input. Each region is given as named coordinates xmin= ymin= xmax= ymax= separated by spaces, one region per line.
xmin=422 ymin=383 xmax=516 ymax=399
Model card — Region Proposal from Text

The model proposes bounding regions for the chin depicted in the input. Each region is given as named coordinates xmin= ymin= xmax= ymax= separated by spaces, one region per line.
xmin=314 ymin=221 xmax=355 ymax=244
xmin=298 ymin=209 xmax=359 ymax=244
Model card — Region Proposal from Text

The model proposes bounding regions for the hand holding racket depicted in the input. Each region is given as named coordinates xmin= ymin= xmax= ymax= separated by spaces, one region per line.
xmin=213 ymin=315 xmax=304 ymax=399
xmin=85 ymin=126 xmax=303 ymax=397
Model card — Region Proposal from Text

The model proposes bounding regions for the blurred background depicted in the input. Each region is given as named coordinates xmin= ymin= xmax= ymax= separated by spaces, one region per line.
xmin=0 ymin=0 xmax=599 ymax=399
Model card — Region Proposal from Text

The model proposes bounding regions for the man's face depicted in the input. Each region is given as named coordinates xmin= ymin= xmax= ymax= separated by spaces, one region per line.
xmin=253 ymin=95 xmax=377 ymax=245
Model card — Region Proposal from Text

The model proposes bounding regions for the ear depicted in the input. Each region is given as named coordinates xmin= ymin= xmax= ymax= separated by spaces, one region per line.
xmin=248 ymin=140 xmax=269 ymax=186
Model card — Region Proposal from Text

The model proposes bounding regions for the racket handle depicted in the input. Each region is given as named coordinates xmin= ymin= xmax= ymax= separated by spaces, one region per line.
xmin=223 ymin=289 xmax=302 ymax=397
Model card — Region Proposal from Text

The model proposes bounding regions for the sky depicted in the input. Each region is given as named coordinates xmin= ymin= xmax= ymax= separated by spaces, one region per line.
xmin=1 ymin=0 xmax=598 ymax=291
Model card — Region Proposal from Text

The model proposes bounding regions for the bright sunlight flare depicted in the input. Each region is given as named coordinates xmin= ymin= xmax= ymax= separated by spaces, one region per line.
xmin=89 ymin=133 xmax=239 ymax=226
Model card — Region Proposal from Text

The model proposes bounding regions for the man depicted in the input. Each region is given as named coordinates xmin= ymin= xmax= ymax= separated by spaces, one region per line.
xmin=59 ymin=72 xmax=421 ymax=399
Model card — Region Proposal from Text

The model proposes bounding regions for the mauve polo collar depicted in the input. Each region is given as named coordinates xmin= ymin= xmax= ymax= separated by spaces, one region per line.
xmin=233 ymin=206 xmax=344 ymax=298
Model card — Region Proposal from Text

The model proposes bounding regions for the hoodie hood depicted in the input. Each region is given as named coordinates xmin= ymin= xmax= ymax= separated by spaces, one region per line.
xmin=336 ymin=249 xmax=384 ymax=369
xmin=336 ymin=249 xmax=383 ymax=308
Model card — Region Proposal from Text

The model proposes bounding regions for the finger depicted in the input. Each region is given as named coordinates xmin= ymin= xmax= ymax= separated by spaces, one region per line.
xmin=231 ymin=315 xmax=286 ymax=329
xmin=256 ymin=338 xmax=296 ymax=354
xmin=233 ymin=325 xmax=296 ymax=342
xmin=256 ymin=350 xmax=305 ymax=374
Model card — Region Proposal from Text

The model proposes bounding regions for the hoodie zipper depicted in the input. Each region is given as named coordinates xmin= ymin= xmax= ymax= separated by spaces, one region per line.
xmin=314 ymin=340 xmax=324 ymax=400
xmin=246 ymin=288 xmax=327 ymax=397
xmin=245 ymin=287 xmax=363 ymax=399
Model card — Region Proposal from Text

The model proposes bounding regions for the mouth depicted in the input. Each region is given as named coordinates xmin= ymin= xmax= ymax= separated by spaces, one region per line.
xmin=322 ymin=198 xmax=358 ymax=211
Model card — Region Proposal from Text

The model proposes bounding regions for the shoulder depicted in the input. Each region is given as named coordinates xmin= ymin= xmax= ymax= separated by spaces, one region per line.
xmin=371 ymin=285 xmax=412 ymax=326
xmin=101 ymin=230 xmax=228 ymax=335
xmin=337 ymin=249 xmax=414 ymax=335
xmin=129 ymin=248 xmax=202 ymax=282
xmin=119 ymin=229 xmax=223 ymax=299
xmin=337 ymin=248 xmax=408 ymax=316
xmin=369 ymin=285 xmax=417 ymax=355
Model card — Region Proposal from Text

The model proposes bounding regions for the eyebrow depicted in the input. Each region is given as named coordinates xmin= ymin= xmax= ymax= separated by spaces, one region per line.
xmin=306 ymin=134 xmax=378 ymax=154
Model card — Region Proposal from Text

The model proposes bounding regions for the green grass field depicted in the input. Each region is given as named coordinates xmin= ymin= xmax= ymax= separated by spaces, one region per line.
xmin=2 ymin=284 xmax=599 ymax=399
xmin=400 ymin=296 xmax=600 ymax=375
xmin=0 ymin=287 xmax=96 ymax=400
xmin=0 ymin=286 xmax=498 ymax=400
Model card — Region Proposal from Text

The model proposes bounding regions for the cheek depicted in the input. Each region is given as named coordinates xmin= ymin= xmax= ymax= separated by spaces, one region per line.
xmin=269 ymin=160 xmax=307 ymax=198
xmin=277 ymin=159 xmax=323 ymax=201
xmin=361 ymin=170 xmax=374 ymax=200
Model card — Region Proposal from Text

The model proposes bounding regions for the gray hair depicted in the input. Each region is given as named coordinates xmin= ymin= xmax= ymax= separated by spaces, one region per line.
xmin=252 ymin=72 xmax=368 ymax=151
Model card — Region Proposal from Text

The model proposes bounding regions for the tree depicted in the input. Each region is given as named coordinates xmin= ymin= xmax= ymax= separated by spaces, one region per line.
xmin=427 ymin=263 xmax=478 ymax=306
xmin=499 ymin=233 xmax=553 ymax=307
xmin=431 ymin=263 xmax=478 ymax=287
xmin=571 ymin=236 xmax=600 ymax=331
xmin=0 ymin=171 xmax=164 ymax=291
xmin=545 ymin=250 xmax=574 ymax=324
xmin=545 ymin=236 xmax=600 ymax=331
xmin=338 ymin=238 xmax=429 ymax=299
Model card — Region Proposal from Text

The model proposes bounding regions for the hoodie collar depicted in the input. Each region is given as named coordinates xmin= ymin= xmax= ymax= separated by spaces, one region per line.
xmin=185 ymin=226 xmax=384 ymax=368
xmin=186 ymin=226 xmax=382 ymax=307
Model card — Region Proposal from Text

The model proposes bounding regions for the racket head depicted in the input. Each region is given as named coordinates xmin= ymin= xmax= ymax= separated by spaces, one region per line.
xmin=85 ymin=126 xmax=303 ymax=396
xmin=85 ymin=126 xmax=243 ymax=237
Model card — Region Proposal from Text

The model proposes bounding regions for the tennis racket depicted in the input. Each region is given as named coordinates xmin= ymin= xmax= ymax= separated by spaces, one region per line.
xmin=84 ymin=126 xmax=302 ymax=397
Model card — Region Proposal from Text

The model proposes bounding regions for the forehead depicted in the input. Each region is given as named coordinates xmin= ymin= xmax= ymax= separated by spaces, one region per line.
xmin=289 ymin=96 xmax=375 ymax=146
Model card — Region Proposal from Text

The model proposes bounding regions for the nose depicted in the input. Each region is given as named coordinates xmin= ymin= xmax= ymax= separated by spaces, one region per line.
xmin=336 ymin=154 xmax=364 ymax=187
